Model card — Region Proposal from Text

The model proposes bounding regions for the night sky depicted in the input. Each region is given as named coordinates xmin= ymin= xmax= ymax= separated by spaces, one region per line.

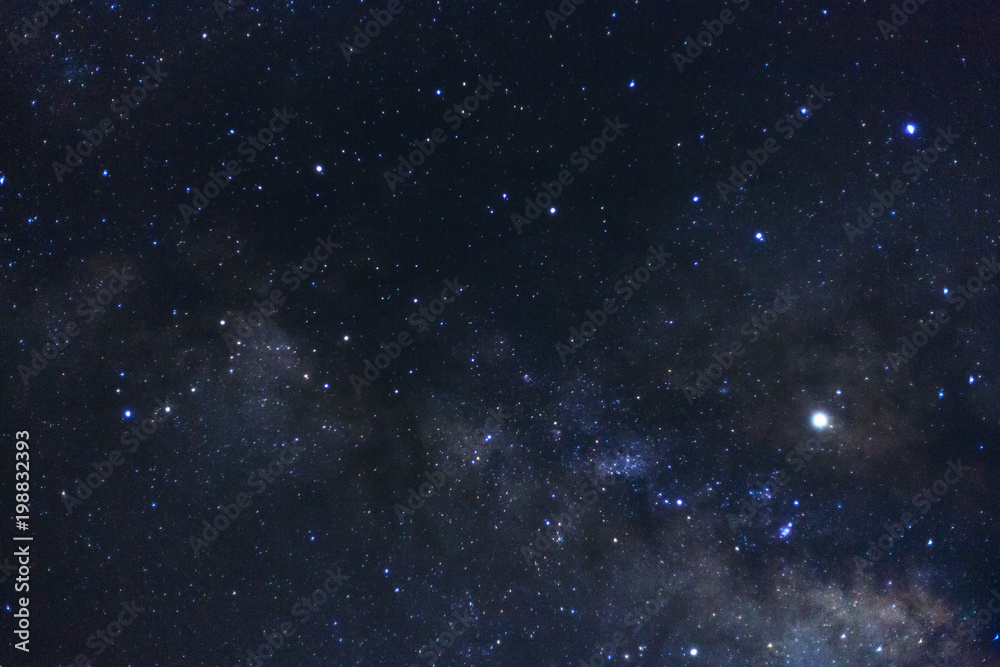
xmin=3 ymin=0 xmax=1000 ymax=665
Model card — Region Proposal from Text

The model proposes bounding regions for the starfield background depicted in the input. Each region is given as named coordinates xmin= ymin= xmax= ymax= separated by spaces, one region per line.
xmin=2 ymin=0 xmax=999 ymax=665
